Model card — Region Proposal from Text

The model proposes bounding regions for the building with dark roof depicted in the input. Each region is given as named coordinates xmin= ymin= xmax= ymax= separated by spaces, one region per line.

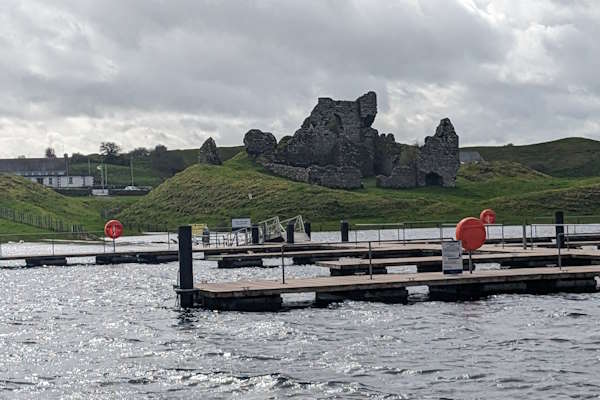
xmin=0 ymin=155 xmax=93 ymax=188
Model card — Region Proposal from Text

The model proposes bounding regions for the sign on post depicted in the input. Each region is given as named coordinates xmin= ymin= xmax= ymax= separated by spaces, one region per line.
xmin=442 ymin=240 xmax=463 ymax=274
xmin=232 ymin=218 xmax=252 ymax=229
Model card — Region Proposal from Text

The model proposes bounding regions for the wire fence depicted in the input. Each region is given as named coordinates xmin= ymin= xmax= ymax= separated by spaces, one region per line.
xmin=0 ymin=207 xmax=85 ymax=234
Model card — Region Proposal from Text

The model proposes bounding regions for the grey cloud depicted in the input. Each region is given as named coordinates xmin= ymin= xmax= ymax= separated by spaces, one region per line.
xmin=0 ymin=0 xmax=599 ymax=157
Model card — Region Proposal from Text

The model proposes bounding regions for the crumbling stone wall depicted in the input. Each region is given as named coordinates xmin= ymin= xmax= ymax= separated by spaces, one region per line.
xmin=376 ymin=118 xmax=460 ymax=188
xmin=416 ymin=118 xmax=460 ymax=187
xmin=198 ymin=137 xmax=222 ymax=165
xmin=242 ymin=92 xmax=459 ymax=190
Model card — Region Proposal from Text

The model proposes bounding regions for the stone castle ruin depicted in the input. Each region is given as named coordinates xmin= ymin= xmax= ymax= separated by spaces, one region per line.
xmin=200 ymin=91 xmax=460 ymax=190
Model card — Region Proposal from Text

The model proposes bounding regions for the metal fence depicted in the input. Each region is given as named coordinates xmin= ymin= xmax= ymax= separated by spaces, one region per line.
xmin=0 ymin=207 xmax=85 ymax=234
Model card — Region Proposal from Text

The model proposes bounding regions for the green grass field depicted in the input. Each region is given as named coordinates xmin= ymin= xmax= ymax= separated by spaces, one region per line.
xmin=3 ymin=138 xmax=600 ymax=236
xmin=465 ymin=137 xmax=600 ymax=177
xmin=117 ymin=152 xmax=600 ymax=230
xmin=0 ymin=174 xmax=139 ymax=234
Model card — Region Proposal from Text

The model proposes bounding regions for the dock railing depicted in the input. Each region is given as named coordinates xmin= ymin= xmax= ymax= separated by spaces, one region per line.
xmin=353 ymin=221 xmax=506 ymax=247
xmin=0 ymin=230 xmax=181 ymax=259
xmin=554 ymin=231 xmax=600 ymax=269
xmin=529 ymin=223 xmax=600 ymax=249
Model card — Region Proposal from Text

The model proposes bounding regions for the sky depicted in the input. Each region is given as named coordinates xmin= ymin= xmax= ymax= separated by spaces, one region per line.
xmin=1 ymin=0 xmax=599 ymax=158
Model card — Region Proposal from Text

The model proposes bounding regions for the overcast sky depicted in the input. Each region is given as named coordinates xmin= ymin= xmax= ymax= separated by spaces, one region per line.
xmin=1 ymin=0 xmax=599 ymax=158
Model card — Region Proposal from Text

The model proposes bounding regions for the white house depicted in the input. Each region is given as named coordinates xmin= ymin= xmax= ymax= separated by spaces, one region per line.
xmin=27 ymin=175 xmax=94 ymax=188
xmin=0 ymin=156 xmax=94 ymax=188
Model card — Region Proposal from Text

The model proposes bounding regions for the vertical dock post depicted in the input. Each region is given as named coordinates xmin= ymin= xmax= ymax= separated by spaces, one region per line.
xmin=468 ymin=251 xmax=473 ymax=274
xmin=557 ymin=235 xmax=562 ymax=270
xmin=281 ymin=245 xmax=286 ymax=284
xmin=368 ymin=241 xmax=373 ymax=280
xmin=304 ymin=221 xmax=311 ymax=239
xmin=286 ymin=222 xmax=295 ymax=244
xmin=555 ymin=211 xmax=565 ymax=248
xmin=341 ymin=220 xmax=349 ymax=242
xmin=178 ymin=225 xmax=194 ymax=308
xmin=251 ymin=225 xmax=260 ymax=245
xmin=522 ymin=223 xmax=527 ymax=250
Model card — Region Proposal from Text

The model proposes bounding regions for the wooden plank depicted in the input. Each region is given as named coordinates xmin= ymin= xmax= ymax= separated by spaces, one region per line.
xmin=193 ymin=266 xmax=600 ymax=298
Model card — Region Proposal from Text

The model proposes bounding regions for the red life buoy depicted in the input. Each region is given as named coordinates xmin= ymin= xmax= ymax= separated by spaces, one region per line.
xmin=480 ymin=209 xmax=496 ymax=224
xmin=456 ymin=217 xmax=486 ymax=251
xmin=104 ymin=220 xmax=124 ymax=239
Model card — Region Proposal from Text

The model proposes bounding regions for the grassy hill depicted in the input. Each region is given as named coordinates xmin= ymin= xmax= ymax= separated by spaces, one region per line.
xmin=464 ymin=137 xmax=600 ymax=177
xmin=118 ymin=153 xmax=600 ymax=230
xmin=0 ymin=174 xmax=138 ymax=235
xmin=5 ymin=137 xmax=600 ymax=236
xmin=64 ymin=137 xmax=600 ymax=190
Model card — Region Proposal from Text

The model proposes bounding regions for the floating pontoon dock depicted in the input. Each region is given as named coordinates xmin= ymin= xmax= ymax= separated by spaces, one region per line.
xmin=182 ymin=266 xmax=600 ymax=311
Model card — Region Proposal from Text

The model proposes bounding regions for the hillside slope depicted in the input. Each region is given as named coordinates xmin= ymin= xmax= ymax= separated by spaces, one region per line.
xmin=0 ymin=174 xmax=137 ymax=233
xmin=464 ymin=137 xmax=600 ymax=177
xmin=118 ymin=154 xmax=600 ymax=229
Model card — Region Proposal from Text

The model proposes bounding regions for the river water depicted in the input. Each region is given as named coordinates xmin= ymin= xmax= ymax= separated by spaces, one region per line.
xmin=1 ymin=228 xmax=600 ymax=399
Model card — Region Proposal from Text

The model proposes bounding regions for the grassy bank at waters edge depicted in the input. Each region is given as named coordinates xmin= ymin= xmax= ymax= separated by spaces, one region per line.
xmin=118 ymin=152 xmax=600 ymax=230
xmin=4 ymin=148 xmax=600 ymax=237
xmin=0 ymin=174 xmax=140 ymax=234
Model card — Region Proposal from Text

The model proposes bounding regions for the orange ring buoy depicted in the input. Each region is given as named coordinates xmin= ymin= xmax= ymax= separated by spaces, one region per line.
xmin=456 ymin=217 xmax=486 ymax=251
xmin=480 ymin=209 xmax=496 ymax=225
xmin=104 ymin=220 xmax=124 ymax=239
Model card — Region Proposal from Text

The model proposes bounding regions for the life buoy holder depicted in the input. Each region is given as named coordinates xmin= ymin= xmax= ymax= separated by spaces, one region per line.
xmin=104 ymin=220 xmax=124 ymax=239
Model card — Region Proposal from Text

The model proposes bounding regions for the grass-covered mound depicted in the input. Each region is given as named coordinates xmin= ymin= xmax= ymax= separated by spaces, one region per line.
xmin=118 ymin=153 xmax=600 ymax=229
xmin=465 ymin=137 xmax=600 ymax=178
xmin=0 ymin=174 xmax=138 ymax=233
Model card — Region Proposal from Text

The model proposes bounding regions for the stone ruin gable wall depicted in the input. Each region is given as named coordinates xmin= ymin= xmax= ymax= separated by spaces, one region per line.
xmin=273 ymin=91 xmax=378 ymax=176
xmin=198 ymin=137 xmax=222 ymax=165
xmin=415 ymin=118 xmax=460 ymax=187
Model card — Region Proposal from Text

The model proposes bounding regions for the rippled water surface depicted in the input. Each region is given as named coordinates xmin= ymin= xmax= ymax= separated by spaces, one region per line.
xmin=1 ymin=229 xmax=600 ymax=399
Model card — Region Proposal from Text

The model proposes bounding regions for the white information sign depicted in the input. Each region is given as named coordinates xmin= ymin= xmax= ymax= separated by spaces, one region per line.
xmin=442 ymin=240 xmax=463 ymax=274
xmin=232 ymin=218 xmax=252 ymax=229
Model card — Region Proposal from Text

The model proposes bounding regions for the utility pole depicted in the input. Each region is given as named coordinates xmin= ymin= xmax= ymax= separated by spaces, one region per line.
xmin=130 ymin=157 xmax=134 ymax=186
xmin=99 ymin=163 xmax=104 ymax=189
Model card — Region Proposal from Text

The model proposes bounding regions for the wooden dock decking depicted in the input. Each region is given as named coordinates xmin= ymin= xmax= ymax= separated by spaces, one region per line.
xmin=168 ymin=224 xmax=600 ymax=311
xmin=185 ymin=266 xmax=600 ymax=311
xmin=193 ymin=266 xmax=600 ymax=297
